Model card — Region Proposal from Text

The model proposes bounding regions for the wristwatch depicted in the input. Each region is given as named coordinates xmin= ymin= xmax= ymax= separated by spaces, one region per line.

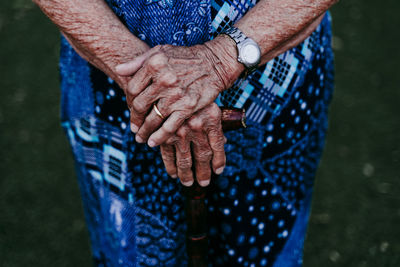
xmin=223 ymin=27 xmax=261 ymax=72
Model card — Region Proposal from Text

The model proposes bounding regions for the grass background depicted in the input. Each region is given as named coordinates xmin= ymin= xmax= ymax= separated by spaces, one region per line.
xmin=0 ymin=0 xmax=399 ymax=266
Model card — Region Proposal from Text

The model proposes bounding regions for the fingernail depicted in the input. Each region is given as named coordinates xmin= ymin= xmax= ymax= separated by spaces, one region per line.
xmin=148 ymin=139 xmax=156 ymax=147
xmin=215 ymin=167 xmax=225 ymax=175
xmin=170 ymin=174 xmax=177 ymax=178
xmin=182 ymin=180 xmax=194 ymax=187
xmin=130 ymin=123 xmax=138 ymax=133
xmin=135 ymin=135 xmax=144 ymax=143
xmin=199 ymin=180 xmax=210 ymax=187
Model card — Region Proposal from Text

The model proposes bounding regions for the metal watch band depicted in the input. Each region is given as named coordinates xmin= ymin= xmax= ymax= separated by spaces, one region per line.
xmin=224 ymin=27 xmax=248 ymax=45
xmin=223 ymin=26 xmax=261 ymax=72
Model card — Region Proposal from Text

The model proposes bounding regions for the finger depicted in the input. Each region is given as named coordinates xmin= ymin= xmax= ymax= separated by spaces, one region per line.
xmin=135 ymin=102 xmax=165 ymax=144
xmin=207 ymin=128 xmax=226 ymax=175
xmin=130 ymin=83 xmax=162 ymax=133
xmin=126 ymin=65 xmax=152 ymax=106
xmin=115 ymin=48 xmax=160 ymax=76
xmin=125 ymin=51 xmax=169 ymax=105
xmin=175 ymin=136 xmax=194 ymax=187
xmin=160 ymin=144 xmax=177 ymax=178
xmin=147 ymin=111 xmax=188 ymax=147
xmin=130 ymin=71 xmax=177 ymax=129
xmin=192 ymin=133 xmax=213 ymax=187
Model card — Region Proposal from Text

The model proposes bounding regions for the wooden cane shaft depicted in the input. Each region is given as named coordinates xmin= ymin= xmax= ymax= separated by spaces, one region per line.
xmin=184 ymin=183 xmax=208 ymax=267
xmin=183 ymin=184 xmax=207 ymax=236
xmin=184 ymin=107 xmax=246 ymax=267
xmin=186 ymin=235 xmax=208 ymax=267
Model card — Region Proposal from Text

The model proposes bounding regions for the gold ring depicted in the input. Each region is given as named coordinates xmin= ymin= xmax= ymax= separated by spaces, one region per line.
xmin=153 ymin=104 xmax=165 ymax=119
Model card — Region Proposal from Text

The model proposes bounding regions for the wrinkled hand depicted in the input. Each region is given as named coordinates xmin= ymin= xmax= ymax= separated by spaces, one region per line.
xmin=159 ymin=103 xmax=227 ymax=187
xmin=115 ymin=42 xmax=240 ymax=148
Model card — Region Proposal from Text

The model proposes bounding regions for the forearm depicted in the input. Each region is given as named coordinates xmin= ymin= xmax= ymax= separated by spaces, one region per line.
xmin=237 ymin=0 xmax=337 ymax=61
xmin=33 ymin=0 xmax=149 ymax=88
xmin=207 ymin=0 xmax=338 ymax=87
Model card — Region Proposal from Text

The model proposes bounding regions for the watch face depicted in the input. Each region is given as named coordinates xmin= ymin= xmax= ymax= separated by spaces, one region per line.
xmin=242 ymin=43 xmax=261 ymax=66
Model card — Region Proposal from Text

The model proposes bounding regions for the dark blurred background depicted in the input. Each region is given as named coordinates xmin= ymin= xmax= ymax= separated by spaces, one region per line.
xmin=0 ymin=0 xmax=399 ymax=266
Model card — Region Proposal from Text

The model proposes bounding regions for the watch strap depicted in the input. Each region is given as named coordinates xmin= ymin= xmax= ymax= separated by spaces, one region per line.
xmin=223 ymin=27 xmax=261 ymax=73
xmin=224 ymin=27 xmax=248 ymax=45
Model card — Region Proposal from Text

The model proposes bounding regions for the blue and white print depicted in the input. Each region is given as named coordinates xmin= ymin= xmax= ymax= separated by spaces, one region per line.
xmin=59 ymin=0 xmax=335 ymax=266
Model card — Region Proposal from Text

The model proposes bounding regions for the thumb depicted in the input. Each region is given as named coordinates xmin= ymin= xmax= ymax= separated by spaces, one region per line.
xmin=115 ymin=49 xmax=154 ymax=76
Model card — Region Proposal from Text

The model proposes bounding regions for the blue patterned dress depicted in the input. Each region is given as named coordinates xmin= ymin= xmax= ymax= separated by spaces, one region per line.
xmin=59 ymin=0 xmax=334 ymax=266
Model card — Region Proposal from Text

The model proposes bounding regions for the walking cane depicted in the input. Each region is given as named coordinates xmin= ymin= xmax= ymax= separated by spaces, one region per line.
xmin=183 ymin=107 xmax=246 ymax=267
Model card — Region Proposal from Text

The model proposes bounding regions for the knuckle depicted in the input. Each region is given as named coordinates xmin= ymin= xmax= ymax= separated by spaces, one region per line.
xmin=176 ymin=127 xmax=188 ymax=139
xmin=177 ymin=157 xmax=192 ymax=170
xmin=206 ymin=123 xmax=223 ymax=137
xmin=161 ymin=152 xmax=174 ymax=161
xmin=162 ymin=124 xmax=175 ymax=135
xmin=127 ymin=83 xmax=137 ymax=96
xmin=166 ymin=88 xmax=184 ymax=101
xmin=132 ymin=98 xmax=146 ymax=113
xmin=160 ymin=147 xmax=174 ymax=159
xmin=159 ymin=71 xmax=178 ymax=86
xmin=147 ymin=53 xmax=167 ymax=69
xmin=197 ymin=150 xmax=212 ymax=162
xmin=208 ymin=127 xmax=223 ymax=135
xmin=209 ymin=105 xmax=221 ymax=120
xmin=184 ymin=96 xmax=197 ymax=109
xmin=212 ymin=139 xmax=226 ymax=151
xmin=187 ymin=117 xmax=203 ymax=131
xmin=165 ymin=136 xmax=177 ymax=145
xmin=174 ymin=87 xmax=184 ymax=98
xmin=130 ymin=115 xmax=135 ymax=123
xmin=209 ymin=102 xmax=219 ymax=112
xmin=130 ymin=113 xmax=139 ymax=124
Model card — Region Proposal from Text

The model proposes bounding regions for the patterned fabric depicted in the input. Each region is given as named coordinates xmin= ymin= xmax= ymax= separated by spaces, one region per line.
xmin=59 ymin=0 xmax=334 ymax=266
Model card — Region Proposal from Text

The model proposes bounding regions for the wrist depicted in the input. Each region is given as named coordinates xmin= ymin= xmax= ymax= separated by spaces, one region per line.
xmin=115 ymin=40 xmax=150 ymax=90
xmin=204 ymin=35 xmax=245 ymax=91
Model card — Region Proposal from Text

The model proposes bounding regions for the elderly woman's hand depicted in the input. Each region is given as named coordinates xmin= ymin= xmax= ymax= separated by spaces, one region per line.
xmin=115 ymin=41 xmax=242 ymax=147
xmin=159 ymin=103 xmax=227 ymax=187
